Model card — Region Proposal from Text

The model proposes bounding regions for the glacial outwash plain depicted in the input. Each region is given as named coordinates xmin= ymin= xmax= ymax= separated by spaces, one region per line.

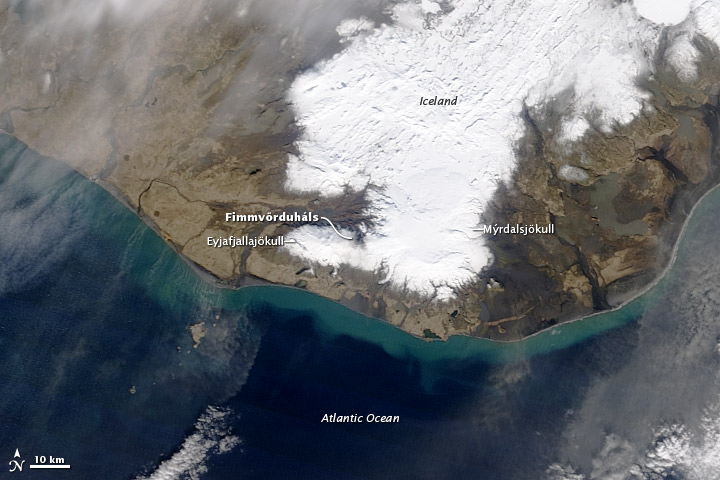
xmin=2 ymin=0 xmax=720 ymax=340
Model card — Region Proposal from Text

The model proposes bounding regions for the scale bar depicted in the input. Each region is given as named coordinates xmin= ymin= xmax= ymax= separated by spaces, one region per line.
xmin=30 ymin=464 xmax=71 ymax=469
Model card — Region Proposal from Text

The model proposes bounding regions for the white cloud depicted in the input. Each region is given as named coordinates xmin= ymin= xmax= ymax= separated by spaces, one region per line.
xmin=135 ymin=406 xmax=241 ymax=480
xmin=0 ymin=146 xmax=84 ymax=295
xmin=634 ymin=0 xmax=692 ymax=25
xmin=666 ymin=32 xmax=701 ymax=82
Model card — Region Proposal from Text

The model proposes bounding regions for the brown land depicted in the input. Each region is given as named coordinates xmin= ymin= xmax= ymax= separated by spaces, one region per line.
xmin=2 ymin=3 xmax=719 ymax=340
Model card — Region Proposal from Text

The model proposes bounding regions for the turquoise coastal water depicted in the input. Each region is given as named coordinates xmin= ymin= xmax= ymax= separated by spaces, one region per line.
xmin=90 ymin=170 xmax=711 ymax=369
xmin=88 ymin=159 xmax=713 ymax=368
xmin=2 ymin=133 xmax=717 ymax=479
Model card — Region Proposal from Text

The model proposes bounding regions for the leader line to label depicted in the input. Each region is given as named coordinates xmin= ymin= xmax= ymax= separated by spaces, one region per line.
xmin=320 ymin=216 xmax=353 ymax=240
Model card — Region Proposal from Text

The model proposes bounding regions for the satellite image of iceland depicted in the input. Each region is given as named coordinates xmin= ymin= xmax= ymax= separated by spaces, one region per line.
xmin=2 ymin=0 xmax=720 ymax=478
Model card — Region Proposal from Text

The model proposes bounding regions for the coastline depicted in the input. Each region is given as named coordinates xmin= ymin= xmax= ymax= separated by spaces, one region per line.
xmin=4 ymin=0 xmax=720 ymax=346
xmin=179 ymin=180 xmax=719 ymax=354
xmin=98 ymin=161 xmax=720 ymax=351
xmin=131 ymin=176 xmax=720 ymax=346
xmin=0 ymin=129 xmax=711 ymax=366
xmin=2 ymin=129 xmax=716 ymax=349
xmin=488 ymin=179 xmax=720 ymax=344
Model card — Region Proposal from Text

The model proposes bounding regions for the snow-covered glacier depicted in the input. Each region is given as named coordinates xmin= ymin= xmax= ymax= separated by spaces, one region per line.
xmin=282 ymin=0 xmax=711 ymax=299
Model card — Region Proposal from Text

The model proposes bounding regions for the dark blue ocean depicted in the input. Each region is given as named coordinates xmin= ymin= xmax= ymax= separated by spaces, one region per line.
xmin=1 ymin=134 xmax=719 ymax=480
